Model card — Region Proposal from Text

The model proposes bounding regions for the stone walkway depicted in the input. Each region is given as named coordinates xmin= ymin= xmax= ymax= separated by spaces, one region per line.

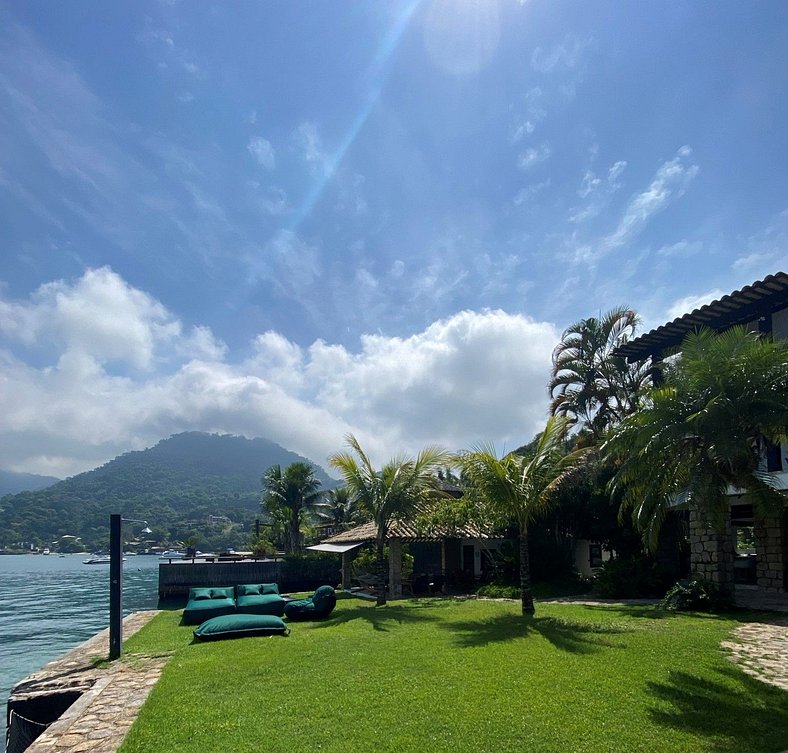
xmin=10 ymin=611 xmax=165 ymax=753
xmin=721 ymin=618 xmax=788 ymax=692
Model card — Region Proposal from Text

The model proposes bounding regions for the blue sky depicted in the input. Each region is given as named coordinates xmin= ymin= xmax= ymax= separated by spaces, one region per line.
xmin=1 ymin=0 xmax=786 ymax=477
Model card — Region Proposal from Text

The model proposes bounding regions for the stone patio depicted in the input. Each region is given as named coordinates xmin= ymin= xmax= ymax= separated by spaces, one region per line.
xmin=8 ymin=611 xmax=164 ymax=753
xmin=721 ymin=618 xmax=788 ymax=692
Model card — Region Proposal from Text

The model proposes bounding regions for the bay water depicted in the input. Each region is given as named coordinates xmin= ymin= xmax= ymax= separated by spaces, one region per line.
xmin=0 ymin=553 xmax=160 ymax=746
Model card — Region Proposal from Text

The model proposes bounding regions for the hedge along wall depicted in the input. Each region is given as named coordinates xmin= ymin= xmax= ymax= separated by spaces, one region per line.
xmin=280 ymin=553 xmax=341 ymax=592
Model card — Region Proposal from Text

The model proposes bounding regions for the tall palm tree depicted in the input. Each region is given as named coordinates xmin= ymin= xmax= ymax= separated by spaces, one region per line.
xmin=262 ymin=462 xmax=323 ymax=553
xmin=604 ymin=326 xmax=788 ymax=552
xmin=329 ymin=435 xmax=450 ymax=606
xmin=549 ymin=306 xmax=650 ymax=438
xmin=456 ymin=416 xmax=586 ymax=616
xmin=316 ymin=486 xmax=364 ymax=531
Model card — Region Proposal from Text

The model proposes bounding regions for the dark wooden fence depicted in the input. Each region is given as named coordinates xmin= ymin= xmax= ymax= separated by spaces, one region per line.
xmin=158 ymin=560 xmax=281 ymax=598
xmin=158 ymin=554 xmax=341 ymax=599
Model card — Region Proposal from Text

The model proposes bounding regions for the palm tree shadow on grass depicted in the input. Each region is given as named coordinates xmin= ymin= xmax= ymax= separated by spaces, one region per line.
xmin=581 ymin=604 xmax=786 ymax=626
xmin=646 ymin=667 xmax=788 ymax=753
xmin=446 ymin=614 xmax=632 ymax=653
xmin=308 ymin=602 xmax=445 ymax=633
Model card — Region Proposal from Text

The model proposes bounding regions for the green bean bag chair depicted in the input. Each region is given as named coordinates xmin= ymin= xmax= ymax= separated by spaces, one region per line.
xmin=284 ymin=585 xmax=337 ymax=620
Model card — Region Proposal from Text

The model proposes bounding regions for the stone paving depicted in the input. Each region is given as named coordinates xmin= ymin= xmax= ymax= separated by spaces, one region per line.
xmin=10 ymin=611 xmax=165 ymax=753
xmin=721 ymin=618 xmax=788 ymax=692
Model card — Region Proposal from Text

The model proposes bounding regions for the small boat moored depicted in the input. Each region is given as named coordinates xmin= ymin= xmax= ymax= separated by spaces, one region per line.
xmin=159 ymin=550 xmax=187 ymax=560
xmin=83 ymin=555 xmax=127 ymax=565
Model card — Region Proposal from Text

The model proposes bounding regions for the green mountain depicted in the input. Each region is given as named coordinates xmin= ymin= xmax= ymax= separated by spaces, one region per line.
xmin=0 ymin=432 xmax=336 ymax=552
xmin=0 ymin=470 xmax=60 ymax=497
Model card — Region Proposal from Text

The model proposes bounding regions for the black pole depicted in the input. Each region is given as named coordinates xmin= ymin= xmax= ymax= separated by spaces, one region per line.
xmin=109 ymin=514 xmax=123 ymax=660
xmin=255 ymin=519 xmax=260 ymax=538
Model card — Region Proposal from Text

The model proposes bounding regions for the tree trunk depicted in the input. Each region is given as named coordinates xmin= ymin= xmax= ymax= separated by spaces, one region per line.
xmin=289 ymin=508 xmax=301 ymax=553
xmin=519 ymin=528 xmax=535 ymax=616
xmin=376 ymin=529 xmax=387 ymax=606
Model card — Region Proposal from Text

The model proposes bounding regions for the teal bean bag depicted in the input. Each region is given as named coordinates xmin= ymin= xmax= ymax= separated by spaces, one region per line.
xmin=194 ymin=613 xmax=290 ymax=641
xmin=284 ymin=585 xmax=337 ymax=621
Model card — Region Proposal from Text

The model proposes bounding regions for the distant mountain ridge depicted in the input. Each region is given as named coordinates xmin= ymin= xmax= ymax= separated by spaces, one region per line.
xmin=0 ymin=432 xmax=336 ymax=551
xmin=0 ymin=470 xmax=60 ymax=497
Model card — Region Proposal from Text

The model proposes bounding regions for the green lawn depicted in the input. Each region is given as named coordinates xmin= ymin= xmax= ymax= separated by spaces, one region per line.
xmin=120 ymin=596 xmax=788 ymax=753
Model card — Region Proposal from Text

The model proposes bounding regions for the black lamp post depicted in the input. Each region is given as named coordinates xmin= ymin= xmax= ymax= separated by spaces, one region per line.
xmin=109 ymin=514 xmax=152 ymax=660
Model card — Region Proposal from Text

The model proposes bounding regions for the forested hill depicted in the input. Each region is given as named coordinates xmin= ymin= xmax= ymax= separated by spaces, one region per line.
xmin=0 ymin=432 xmax=336 ymax=551
xmin=0 ymin=470 xmax=60 ymax=497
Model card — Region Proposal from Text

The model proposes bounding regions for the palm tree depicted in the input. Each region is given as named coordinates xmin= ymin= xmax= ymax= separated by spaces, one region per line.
xmin=456 ymin=416 xmax=586 ymax=616
xmin=262 ymin=462 xmax=323 ymax=553
xmin=549 ymin=306 xmax=650 ymax=438
xmin=604 ymin=326 xmax=788 ymax=552
xmin=316 ymin=486 xmax=364 ymax=531
xmin=328 ymin=435 xmax=450 ymax=606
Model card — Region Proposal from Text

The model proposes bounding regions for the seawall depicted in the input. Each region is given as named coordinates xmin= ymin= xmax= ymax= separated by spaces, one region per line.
xmin=6 ymin=611 xmax=161 ymax=753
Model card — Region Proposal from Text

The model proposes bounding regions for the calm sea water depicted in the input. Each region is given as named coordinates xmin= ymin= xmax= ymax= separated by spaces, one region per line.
xmin=0 ymin=554 xmax=160 ymax=721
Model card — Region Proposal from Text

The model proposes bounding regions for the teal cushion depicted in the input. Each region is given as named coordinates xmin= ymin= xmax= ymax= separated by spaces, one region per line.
xmin=183 ymin=599 xmax=235 ymax=625
xmin=189 ymin=587 xmax=212 ymax=601
xmin=237 ymin=583 xmax=279 ymax=596
xmin=236 ymin=594 xmax=286 ymax=617
xmin=194 ymin=613 xmax=289 ymax=641
xmin=210 ymin=587 xmax=234 ymax=600
xmin=236 ymin=584 xmax=261 ymax=596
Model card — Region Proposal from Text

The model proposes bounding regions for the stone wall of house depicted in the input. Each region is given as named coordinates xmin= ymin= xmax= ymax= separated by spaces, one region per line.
xmin=688 ymin=509 xmax=735 ymax=590
xmin=754 ymin=511 xmax=786 ymax=593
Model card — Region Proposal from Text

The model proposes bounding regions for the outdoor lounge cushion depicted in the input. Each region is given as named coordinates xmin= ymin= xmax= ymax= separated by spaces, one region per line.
xmin=236 ymin=583 xmax=279 ymax=596
xmin=284 ymin=585 xmax=337 ymax=621
xmin=235 ymin=592 xmax=286 ymax=617
xmin=183 ymin=587 xmax=236 ymax=625
xmin=194 ymin=613 xmax=289 ymax=641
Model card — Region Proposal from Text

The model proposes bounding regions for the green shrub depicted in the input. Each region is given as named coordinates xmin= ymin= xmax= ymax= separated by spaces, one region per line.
xmin=594 ymin=556 xmax=665 ymax=598
xmin=476 ymin=583 xmax=520 ymax=599
xmin=280 ymin=552 xmax=341 ymax=591
xmin=352 ymin=545 xmax=414 ymax=579
xmin=660 ymin=579 xmax=730 ymax=612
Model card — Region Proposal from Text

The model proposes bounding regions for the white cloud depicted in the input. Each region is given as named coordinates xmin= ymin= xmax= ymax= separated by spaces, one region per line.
xmin=599 ymin=146 xmax=699 ymax=253
xmin=665 ymin=289 xmax=724 ymax=321
xmin=244 ymin=230 xmax=322 ymax=300
xmin=0 ymin=272 xmax=559 ymax=476
xmin=655 ymin=240 xmax=703 ymax=257
xmin=176 ymin=326 xmax=228 ymax=362
xmin=176 ymin=90 xmax=194 ymax=104
xmin=569 ymin=160 xmax=626 ymax=223
xmin=517 ymin=143 xmax=552 ymax=171
xmin=510 ymin=121 xmax=535 ymax=143
xmin=0 ymin=267 xmax=180 ymax=370
xmin=247 ymin=137 xmax=276 ymax=171
xmin=513 ymin=179 xmax=550 ymax=206
xmin=258 ymin=186 xmax=290 ymax=216
xmin=731 ymin=209 xmax=788 ymax=278
xmin=293 ymin=122 xmax=324 ymax=164
xmin=531 ymin=36 xmax=591 ymax=73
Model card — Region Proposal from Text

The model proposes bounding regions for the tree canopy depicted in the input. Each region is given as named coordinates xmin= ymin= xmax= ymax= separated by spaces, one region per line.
xmin=549 ymin=306 xmax=650 ymax=438
xmin=456 ymin=416 xmax=587 ymax=615
xmin=604 ymin=326 xmax=788 ymax=550
xmin=329 ymin=434 xmax=450 ymax=605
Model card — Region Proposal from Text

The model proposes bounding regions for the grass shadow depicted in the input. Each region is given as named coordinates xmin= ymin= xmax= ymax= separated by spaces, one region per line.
xmin=446 ymin=614 xmax=631 ymax=653
xmin=580 ymin=604 xmax=788 ymax=625
xmin=647 ymin=666 xmax=788 ymax=753
xmin=310 ymin=601 xmax=445 ymax=633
